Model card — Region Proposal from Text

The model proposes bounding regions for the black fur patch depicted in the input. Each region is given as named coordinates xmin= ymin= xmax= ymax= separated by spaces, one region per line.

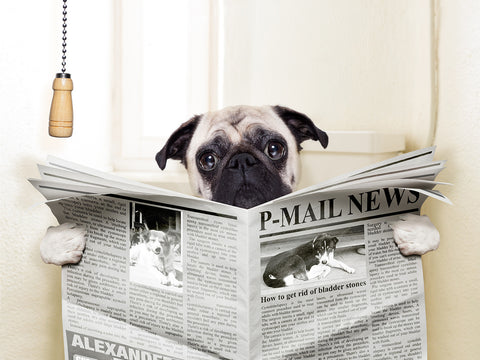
xmin=273 ymin=105 xmax=328 ymax=150
xmin=155 ymin=115 xmax=201 ymax=170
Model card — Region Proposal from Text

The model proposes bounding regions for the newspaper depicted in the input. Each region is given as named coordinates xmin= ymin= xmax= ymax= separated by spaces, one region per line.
xmin=30 ymin=147 xmax=449 ymax=360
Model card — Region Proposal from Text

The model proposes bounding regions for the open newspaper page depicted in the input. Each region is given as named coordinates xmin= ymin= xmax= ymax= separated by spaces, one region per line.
xmin=32 ymin=162 xmax=252 ymax=360
xmin=251 ymin=190 xmax=427 ymax=359
xmin=247 ymin=148 xmax=447 ymax=360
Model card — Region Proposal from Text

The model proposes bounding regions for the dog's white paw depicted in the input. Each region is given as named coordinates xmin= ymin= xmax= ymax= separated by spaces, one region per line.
xmin=168 ymin=272 xmax=183 ymax=287
xmin=155 ymin=271 xmax=169 ymax=285
xmin=344 ymin=266 xmax=356 ymax=274
xmin=40 ymin=222 xmax=86 ymax=265
xmin=308 ymin=264 xmax=331 ymax=279
xmin=320 ymin=267 xmax=331 ymax=278
xmin=170 ymin=278 xmax=183 ymax=288
xmin=389 ymin=214 xmax=439 ymax=256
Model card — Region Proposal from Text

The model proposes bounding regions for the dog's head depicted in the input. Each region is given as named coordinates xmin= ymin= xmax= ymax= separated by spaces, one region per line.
xmin=146 ymin=230 xmax=168 ymax=256
xmin=312 ymin=234 xmax=338 ymax=265
xmin=147 ymin=229 xmax=178 ymax=258
xmin=156 ymin=105 xmax=328 ymax=208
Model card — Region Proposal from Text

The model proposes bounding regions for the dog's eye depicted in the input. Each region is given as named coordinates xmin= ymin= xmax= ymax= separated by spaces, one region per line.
xmin=265 ymin=141 xmax=285 ymax=160
xmin=198 ymin=152 xmax=218 ymax=171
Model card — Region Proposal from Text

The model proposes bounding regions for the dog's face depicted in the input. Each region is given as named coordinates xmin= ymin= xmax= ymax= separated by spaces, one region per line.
xmin=313 ymin=234 xmax=338 ymax=264
xmin=156 ymin=105 xmax=328 ymax=208
xmin=147 ymin=230 xmax=168 ymax=256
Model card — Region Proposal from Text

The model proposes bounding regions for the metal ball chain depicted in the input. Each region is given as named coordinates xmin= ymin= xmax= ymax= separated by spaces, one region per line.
xmin=61 ymin=0 xmax=68 ymax=73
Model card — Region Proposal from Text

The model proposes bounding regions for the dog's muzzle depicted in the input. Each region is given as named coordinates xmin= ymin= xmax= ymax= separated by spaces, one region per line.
xmin=318 ymin=252 xmax=329 ymax=265
xmin=211 ymin=152 xmax=290 ymax=209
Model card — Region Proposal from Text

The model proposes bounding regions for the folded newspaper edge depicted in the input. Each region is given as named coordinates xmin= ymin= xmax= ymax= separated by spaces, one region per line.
xmin=29 ymin=147 xmax=450 ymax=205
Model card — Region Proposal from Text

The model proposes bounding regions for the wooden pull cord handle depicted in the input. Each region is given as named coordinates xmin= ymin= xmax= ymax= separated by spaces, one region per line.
xmin=49 ymin=73 xmax=73 ymax=137
xmin=49 ymin=1 xmax=73 ymax=138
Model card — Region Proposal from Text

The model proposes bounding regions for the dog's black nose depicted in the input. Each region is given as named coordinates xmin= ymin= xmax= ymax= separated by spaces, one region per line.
xmin=228 ymin=153 xmax=257 ymax=170
xmin=322 ymin=260 xmax=327 ymax=264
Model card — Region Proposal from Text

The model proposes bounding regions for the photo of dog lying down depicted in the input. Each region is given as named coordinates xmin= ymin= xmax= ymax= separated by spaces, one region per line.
xmin=262 ymin=226 xmax=366 ymax=289
xmin=129 ymin=204 xmax=182 ymax=289
xmin=40 ymin=105 xmax=440 ymax=269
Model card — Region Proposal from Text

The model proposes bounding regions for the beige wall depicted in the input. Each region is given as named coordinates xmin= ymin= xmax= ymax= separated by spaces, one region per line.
xmin=422 ymin=1 xmax=480 ymax=358
xmin=1 ymin=0 xmax=479 ymax=359
xmin=221 ymin=0 xmax=433 ymax=150
xmin=0 ymin=1 xmax=113 ymax=359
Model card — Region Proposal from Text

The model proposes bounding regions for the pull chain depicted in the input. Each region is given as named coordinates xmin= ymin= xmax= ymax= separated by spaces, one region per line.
xmin=61 ymin=0 xmax=68 ymax=73
xmin=48 ymin=0 xmax=74 ymax=137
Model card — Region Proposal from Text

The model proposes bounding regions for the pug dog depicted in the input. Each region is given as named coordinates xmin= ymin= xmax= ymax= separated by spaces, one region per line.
xmin=156 ymin=105 xmax=328 ymax=208
xmin=40 ymin=105 xmax=439 ymax=266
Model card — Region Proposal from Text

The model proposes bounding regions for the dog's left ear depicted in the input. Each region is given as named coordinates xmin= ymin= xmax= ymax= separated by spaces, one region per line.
xmin=273 ymin=105 xmax=328 ymax=150
xmin=155 ymin=115 xmax=202 ymax=170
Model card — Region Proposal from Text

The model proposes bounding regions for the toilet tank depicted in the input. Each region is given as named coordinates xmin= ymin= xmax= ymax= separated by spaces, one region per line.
xmin=297 ymin=131 xmax=405 ymax=190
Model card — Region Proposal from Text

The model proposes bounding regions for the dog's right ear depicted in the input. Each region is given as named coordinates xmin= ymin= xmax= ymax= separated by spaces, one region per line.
xmin=155 ymin=115 xmax=202 ymax=170
xmin=273 ymin=105 xmax=328 ymax=150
